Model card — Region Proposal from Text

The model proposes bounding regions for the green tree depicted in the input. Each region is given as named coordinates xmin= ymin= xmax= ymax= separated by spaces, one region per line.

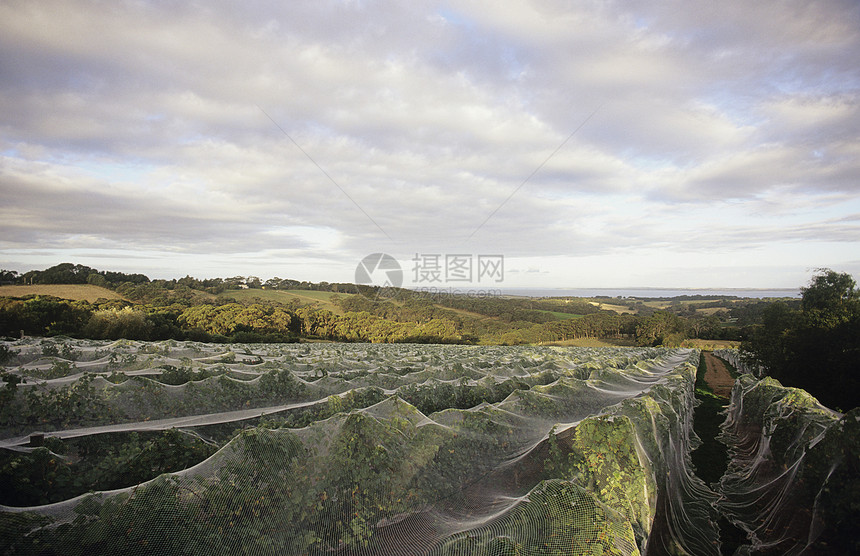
xmin=0 ymin=269 xmax=19 ymax=283
xmin=742 ymin=269 xmax=859 ymax=410
xmin=22 ymin=263 xmax=98 ymax=284
xmin=84 ymin=307 xmax=153 ymax=340
xmin=801 ymin=269 xmax=859 ymax=324
xmin=635 ymin=311 xmax=685 ymax=346
xmin=740 ymin=302 xmax=796 ymax=377
xmin=86 ymin=272 xmax=109 ymax=288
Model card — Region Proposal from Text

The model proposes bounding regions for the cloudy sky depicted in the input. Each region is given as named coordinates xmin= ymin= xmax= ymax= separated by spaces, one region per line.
xmin=1 ymin=0 xmax=858 ymax=289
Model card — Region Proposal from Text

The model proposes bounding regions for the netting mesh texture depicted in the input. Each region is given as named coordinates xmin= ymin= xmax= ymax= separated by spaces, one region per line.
xmin=1 ymin=339 xmax=721 ymax=555
xmin=717 ymin=364 xmax=859 ymax=555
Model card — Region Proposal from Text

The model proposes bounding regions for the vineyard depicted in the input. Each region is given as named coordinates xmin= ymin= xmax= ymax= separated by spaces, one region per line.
xmin=0 ymin=339 xmax=855 ymax=554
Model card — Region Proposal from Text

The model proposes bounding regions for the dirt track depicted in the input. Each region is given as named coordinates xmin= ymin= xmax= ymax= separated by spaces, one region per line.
xmin=702 ymin=352 xmax=735 ymax=398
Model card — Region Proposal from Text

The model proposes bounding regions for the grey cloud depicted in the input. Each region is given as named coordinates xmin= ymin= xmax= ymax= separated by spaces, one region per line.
xmin=0 ymin=163 xmax=318 ymax=254
xmin=1 ymin=0 xmax=858 ymax=283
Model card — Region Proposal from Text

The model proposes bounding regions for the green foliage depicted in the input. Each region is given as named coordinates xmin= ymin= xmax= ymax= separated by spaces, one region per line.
xmin=0 ymin=511 xmax=52 ymax=554
xmin=0 ymin=296 xmax=93 ymax=337
xmin=0 ymin=342 xmax=721 ymax=555
xmin=690 ymin=353 xmax=730 ymax=487
xmin=571 ymin=416 xmax=650 ymax=529
xmin=156 ymin=364 xmax=217 ymax=385
xmin=258 ymin=368 xmax=305 ymax=400
xmin=193 ymin=428 xmax=313 ymax=553
xmin=318 ymin=413 xmax=404 ymax=548
xmin=0 ymin=429 xmax=218 ymax=507
xmin=21 ymin=373 xmax=119 ymax=431
xmin=722 ymin=374 xmax=860 ymax=554
xmin=439 ymin=480 xmax=638 ymax=556
xmin=741 ymin=269 xmax=860 ymax=410
xmin=40 ymin=340 xmax=59 ymax=357
xmin=4 ymin=261 xmax=787 ymax=347
xmin=635 ymin=311 xmax=685 ymax=346
xmin=801 ymin=269 xmax=860 ymax=316
xmin=178 ymin=303 xmax=294 ymax=338
xmin=258 ymin=387 xmax=386 ymax=429
xmin=22 ymin=263 xmax=100 ymax=285
xmin=398 ymin=377 xmax=529 ymax=415
xmin=28 ymin=359 xmax=78 ymax=379
xmin=84 ymin=307 xmax=154 ymax=340
xmin=39 ymin=477 xmax=191 ymax=555
xmin=417 ymin=293 xmax=601 ymax=323
xmin=0 ymin=274 xmax=749 ymax=347
xmin=803 ymin=408 xmax=860 ymax=553
xmin=0 ymin=446 xmax=74 ymax=506
xmin=0 ymin=372 xmax=22 ymax=425
xmin=16 ymin=263 xmax=149 ymax=287
xmin=543 ymin=424 xmax=574 ymax=478
xmin=0 ymin=344 xmax=14 ymax=363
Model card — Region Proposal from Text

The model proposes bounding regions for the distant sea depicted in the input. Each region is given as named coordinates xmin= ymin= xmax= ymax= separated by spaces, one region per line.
xmin=497 ymin=287 xmax=801 ymax=299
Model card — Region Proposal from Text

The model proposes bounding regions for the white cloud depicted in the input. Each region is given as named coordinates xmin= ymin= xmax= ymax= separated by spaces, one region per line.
xmin=1 ymin=0 xmax=858 ymax=287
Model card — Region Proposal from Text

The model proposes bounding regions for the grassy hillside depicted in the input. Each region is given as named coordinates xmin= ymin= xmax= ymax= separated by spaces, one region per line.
xmin=221 ymin=289 xmax=350 ymax=314
xmin=588 ymin=301 xmax=636 ymax=314
xmin=0 ymin=284 xmax=125 ymax=302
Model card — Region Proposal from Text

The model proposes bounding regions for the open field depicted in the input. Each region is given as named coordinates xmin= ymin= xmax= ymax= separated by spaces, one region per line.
xmin=694 ymin=306 xmax=730 ymax=315
xmin=683 ymin=339 xmax=741 ymax=349
xmin=0 ymin=284 xmax=125 ymax=302
xmin=221 ymin=288 xmax=350 ymax=313
xmin=588 ymin=300 xmax=636 ymax=313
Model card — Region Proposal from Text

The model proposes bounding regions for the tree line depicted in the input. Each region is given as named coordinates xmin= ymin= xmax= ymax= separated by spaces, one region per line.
xmin=0 ymin=262 xmax=788 ymax=347
xmin=0 ymin=263 xmax=363 ymax=295
xmin=0 ymin=290 xmax=746 ymax=347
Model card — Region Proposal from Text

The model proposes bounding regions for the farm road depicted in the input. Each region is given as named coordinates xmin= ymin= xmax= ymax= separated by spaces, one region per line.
xmin=702 ymin=352 xmax=735 ymax=398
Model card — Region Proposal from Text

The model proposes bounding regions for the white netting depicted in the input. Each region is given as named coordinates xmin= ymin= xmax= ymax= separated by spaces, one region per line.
xmin=1 ymin=339 xmax=720 ymax=554
xmin=712 ymin=348 xmax=762 ymax=378
xmin=718 ymin=373 xmax=858 ymax=554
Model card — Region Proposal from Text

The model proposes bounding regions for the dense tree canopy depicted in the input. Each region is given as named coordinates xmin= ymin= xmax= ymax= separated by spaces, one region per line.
xmin=635 ymin=311 xmax=685 ymax=347
xmin=18 ymin=263 xmax=149 ymax=286
xmin=742 ymin=269 xmax=859 ymax=410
